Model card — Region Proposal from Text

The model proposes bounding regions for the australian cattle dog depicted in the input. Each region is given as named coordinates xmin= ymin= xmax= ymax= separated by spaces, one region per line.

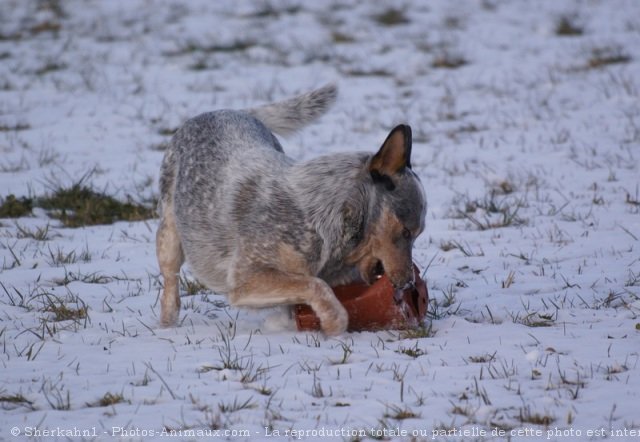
xmin=156 ymin=84 xmax=426 ymax=335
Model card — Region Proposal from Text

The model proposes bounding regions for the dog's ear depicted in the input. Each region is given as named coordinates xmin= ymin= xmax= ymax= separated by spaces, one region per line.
xmin=369 ymin=124 xmax=412 ymax=180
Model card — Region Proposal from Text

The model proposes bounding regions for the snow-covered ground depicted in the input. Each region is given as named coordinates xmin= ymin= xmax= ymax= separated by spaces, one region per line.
xmin=1 ymin=0 xmax=639 ymax=440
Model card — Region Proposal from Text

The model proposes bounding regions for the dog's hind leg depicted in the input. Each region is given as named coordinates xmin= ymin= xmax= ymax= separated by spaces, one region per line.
xmin=156 ymin=201 xmax=184 ymax=327
xmin=229 ymin=270 xmax=348 ymax=336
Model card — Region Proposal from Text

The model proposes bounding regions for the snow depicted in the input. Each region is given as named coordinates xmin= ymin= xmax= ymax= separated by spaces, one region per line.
xmin=1 ymin=0 xmax=639 ymax=441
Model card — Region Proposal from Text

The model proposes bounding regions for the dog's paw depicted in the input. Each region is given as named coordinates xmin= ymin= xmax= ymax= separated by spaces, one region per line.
xmin=160 ymin=305 xmax=180 ymax=327
xmin=160 ymin=288 xmax=181 ymax=327
xmin=160 ymin=312 xmax=179 ymax=328
xmin=320 ymin=303 xmax=349 ymax=336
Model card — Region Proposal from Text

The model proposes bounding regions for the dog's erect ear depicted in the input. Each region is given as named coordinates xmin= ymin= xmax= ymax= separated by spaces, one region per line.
xmin=369 ymin=124 xmax=412 ymax=178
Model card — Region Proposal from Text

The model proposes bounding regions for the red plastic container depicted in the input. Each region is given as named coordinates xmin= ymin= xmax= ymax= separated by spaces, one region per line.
xmin=294 ymin=264 xmax=428 ymax=332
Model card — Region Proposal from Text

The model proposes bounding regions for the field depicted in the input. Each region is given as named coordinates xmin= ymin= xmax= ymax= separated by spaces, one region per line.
xmin=1 ymin=1 xmax=639 ymax=440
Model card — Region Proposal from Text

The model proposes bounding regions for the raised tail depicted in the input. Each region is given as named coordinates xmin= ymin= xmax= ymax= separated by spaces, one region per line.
xmin=247 ymin=83 xmax=337 ymax=137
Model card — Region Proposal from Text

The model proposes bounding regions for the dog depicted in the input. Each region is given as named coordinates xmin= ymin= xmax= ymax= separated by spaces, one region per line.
xmin=156 ymin=84 xmax=426 ymax=335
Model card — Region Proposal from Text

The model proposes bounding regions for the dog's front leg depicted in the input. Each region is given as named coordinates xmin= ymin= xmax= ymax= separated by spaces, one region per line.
xmin=156 ymin=208 xmax=184 ymax=327
xmin=229 ymin=270 xmax=348 ymax=336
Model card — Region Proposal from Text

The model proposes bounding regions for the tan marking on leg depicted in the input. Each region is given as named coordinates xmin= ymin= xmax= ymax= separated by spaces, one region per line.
xmin=229 ymin=269 xmax=348 ymax=336
xmin=156 ymin=204 xmax=184 ymax=327
xmin=276 ymin=242 xmax=311 ymax=275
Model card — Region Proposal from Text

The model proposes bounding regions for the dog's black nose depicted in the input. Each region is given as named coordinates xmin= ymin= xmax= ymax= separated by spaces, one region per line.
xmin=390 ymin=266 xmax=415 ymax=291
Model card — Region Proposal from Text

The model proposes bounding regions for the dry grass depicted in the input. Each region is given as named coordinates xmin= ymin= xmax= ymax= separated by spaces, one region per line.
xmin=587 ymin=46 xmax=631 ymax=69
xmin=372 ymin=9 xmax=409 ymax=26
xmin=555 ymin=16 xmax=584 ymax=36
xmin=432 ymin=51 xmax=468 ymax=69
xmin=39 ymin=183 xmax=154 ymax=227
xmin=450 ymin=189 xmax=526 ymax=230
xmin=0 ymin=195 xmax=33 ymax=218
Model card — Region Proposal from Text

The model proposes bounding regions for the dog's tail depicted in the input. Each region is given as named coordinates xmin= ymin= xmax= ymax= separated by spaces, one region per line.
xmin=247 ymin=84 xmax=337 ymax=137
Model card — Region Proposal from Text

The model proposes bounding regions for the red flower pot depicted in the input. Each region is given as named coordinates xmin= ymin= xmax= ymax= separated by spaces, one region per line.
xmin=294 ymin=264 xmax=428 ymax=332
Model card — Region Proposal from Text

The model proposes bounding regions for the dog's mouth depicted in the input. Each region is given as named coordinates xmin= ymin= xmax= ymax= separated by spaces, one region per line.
xmin=368 ymin=260 xmax=385 ymax=283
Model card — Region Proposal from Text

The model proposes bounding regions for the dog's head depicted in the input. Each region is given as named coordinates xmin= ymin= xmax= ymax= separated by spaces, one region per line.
xmin=347 ymin=124 xmax=426 ymax=289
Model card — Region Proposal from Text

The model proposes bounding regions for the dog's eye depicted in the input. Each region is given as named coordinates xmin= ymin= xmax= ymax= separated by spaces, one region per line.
xmin=402 ymin=227 xmax=412 ymax=240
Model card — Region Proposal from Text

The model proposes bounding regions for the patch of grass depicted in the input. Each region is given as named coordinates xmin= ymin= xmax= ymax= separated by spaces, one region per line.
xmin=625 ymin=270 xmax=640 ymax=287
xmin=38 ymin=180 xmax=155 ymax=227
xmin=331 ymin=339 xmax=354 ymax=365
xmin=511 ymin=311 xmax=555 ymax=328
xmin=0 ymin=31 xmax=22 ymax=41
xmin=605 ymin=363 xmax=628 ymax=380
xmin=428 ymin=285 xmax=461 ymax=321
xmin=384 ymin=404 xmax=420 ymax=420
xmin=468 ymin=352 xmax=497 ymax=363
xmin=439 ymin=241 xmax=456 ymax=252
xmin=0 ymin=123 xmax=30 ymax=132
xmin=207 ymin=41 xmax=256 ymax=53
xmin=443 ymin=15 xmax=465 ymax=30
xmin=38 ymin=148 xmax=62 ymax=167
xmin=179 ymin=275 xmax=208 ymax=296
xmin=15 ymin=223 xmax=58 ymax=241
xmin=331 ymin=31 xmax=356 ymax=44
xmin=0 ymin=283 xmax=33 ymax=310
xmin=450 ymin=402 xmax=475 ymax=417
xmin=432 ymin=53 xmax=467 ymax=69
xmin=189 ymin=60 xmax=209 ymax=71
xmin=166 ymin=40 xmax=256 ymax=57
xmin=249 ymin=5 xmax=300 ymax=18
xmin=35 ymin=62 xmax=67 ymax=76
xmin=89 ymin=392 xmax=126 ymax=407
xmin=555 ymin=16 xmax=583 ymax=36
xmin=150 ymin=141 xmax=170 ymax=151
xmin=45 ymin=301 xmax=88 ymax=322
xmin=372 ymin=8 xmax=409 ymax=26
xmin=446 ymin=123 xmax=485 ymax=140
xmin=0 ymin=392 xmax=35 ymax=410
xmin=399 ymin=324 xmax=435 ymax=339
xmin=493 ymin=180 xmax=516 ymax=195
xmin=250 ymin=381 xmax=273 ymax=396
xmin=502 ymin=270 xmax=516 ymax=289
xmin=46 ymin=245 xmax=91 ymax=266
xmin=218 ymin=396 xmax=256 ymax=414
xmin=53 ymin=270 xmax=113 ymax=286
xmin=626 ymin=190 xmax=640 ymax=207
xmin=450 ymin=189 xmax=526 ymax=230
xmin=30 ymin=21 xmax=62 ymax=35
xmin=440 ymin=239 xmax=485 ymax=257
xmin=158 ymin=127 xmax=178 ymax=136
xmin=41 ymin=293 xmax=88 ymax=322
xmin=42 ymin=381 xmax=71 ymax=410
xmin=197 ymin=365 xmax=219 ymax=374
xmin=342 ymin=68 xmax=392 ymax=77
xmin=518 ymin=405 xmax=555 ymax=426
xmin=206 ymin=324 xmax=266 ymax=386
xmin=396 ymin=342 xmax=426 ymax=359
xmin=311 ymin=372 xmax=324 ymax=398
xmin=0 ymin=195 xmax=33 ymax=217
xmin=588 ymin=46 xmax=631 ymax=69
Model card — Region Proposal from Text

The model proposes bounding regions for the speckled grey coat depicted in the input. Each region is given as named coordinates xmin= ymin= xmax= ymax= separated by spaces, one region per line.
xmin=156 ymin=85 xmax=426 ymax=335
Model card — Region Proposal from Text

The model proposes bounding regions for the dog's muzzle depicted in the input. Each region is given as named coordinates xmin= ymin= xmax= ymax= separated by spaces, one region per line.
xmin=391 ymin=268 xmax=416 ymax=291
